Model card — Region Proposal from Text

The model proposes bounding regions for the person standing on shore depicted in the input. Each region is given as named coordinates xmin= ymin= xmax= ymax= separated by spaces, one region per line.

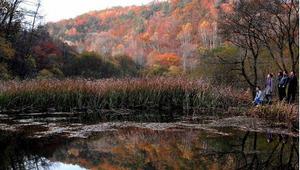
xmin=278 ymin=71 xmax=289 ymax=101
xmin=277 ymin=72 xmax=283 ymax=100
xmin=287 ymin=71 xmax=298 ymax=103
xmin=265 ymin=73 xmax=274 ymax=104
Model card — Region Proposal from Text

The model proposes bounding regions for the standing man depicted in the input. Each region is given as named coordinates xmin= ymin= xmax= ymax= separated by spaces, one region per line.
xmin=287 ymin=71 xmax=298 ymax=103
xmin=265 ymin=73 xmax=274 ymax=104
xmin=278 ymin=71 xmax=289 ymax=101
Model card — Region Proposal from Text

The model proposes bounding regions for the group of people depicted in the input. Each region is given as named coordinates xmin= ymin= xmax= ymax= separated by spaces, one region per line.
xmin=254 ymin=71 xmax=298 ymax=105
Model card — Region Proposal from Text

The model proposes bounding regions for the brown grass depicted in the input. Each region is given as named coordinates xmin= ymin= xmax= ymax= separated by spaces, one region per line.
xmin=0 ymin=78 xmax=249 ymax=112
xmin=246 ymin=102 xmax=299 ymax=127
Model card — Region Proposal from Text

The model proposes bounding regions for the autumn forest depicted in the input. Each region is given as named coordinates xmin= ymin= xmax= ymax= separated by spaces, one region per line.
xmin=0 ymin=0 xmax=298 ymax=88
xmin=0 ymin=0 xmax=299 ymax=169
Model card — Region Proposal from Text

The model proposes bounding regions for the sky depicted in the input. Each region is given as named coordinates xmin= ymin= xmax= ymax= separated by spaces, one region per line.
xmin=40 ymin=0 xmax=155 ymax=22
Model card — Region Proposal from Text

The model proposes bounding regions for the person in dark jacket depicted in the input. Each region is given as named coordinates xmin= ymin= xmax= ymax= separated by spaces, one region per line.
xmin=287 ymin=71 xmax=298 ymax=103
xmin=278 ymin=71 xmax=289 ymax=101
xmin=265 ymin=73 xmax=274 ymax=104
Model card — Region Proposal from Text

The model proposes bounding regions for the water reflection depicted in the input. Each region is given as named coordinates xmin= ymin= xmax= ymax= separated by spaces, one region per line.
xmin=0 ymin=128 xmax=298 ymax=170
xmin=0 ymin=134 xmax=47 ymax=169
xmin=47 ymin=162 xmax=86 ymax=170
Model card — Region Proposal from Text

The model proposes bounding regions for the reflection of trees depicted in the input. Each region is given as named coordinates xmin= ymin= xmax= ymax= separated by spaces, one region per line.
xmin=52 ymin=129 xmax=298 ymax=170
xmin=202 ymin=131 xmax=299 ymax=170
xmin=0 ymin=133 xmax=60 ymax=170
xmin=1 ymin=128 xmax=297 ymax=170
xmin=241 ymin=132 xmax=298 ymax=170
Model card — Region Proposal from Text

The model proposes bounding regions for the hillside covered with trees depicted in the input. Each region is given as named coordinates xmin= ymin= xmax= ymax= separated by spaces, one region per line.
xmin=0 ymin=0 xmax=143 ymax=79
xmin=47 ymin=0 xmax=298 ymax=88
xmin=47 ymin=0 xmax=228 ymax=74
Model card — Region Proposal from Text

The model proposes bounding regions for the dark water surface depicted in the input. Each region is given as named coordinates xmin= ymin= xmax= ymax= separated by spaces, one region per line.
xmin=0 ymin=111 xmax=298 ymax=170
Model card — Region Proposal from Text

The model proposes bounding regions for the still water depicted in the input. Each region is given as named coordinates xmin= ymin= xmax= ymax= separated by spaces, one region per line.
xmin=0 ymin=111 xmax=298 ymax=170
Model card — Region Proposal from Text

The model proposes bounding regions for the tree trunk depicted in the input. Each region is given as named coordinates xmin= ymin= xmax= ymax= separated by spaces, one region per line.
xmin=5 ymin=0 xmax=19 ymax=38
xmin=183 ymin=53 xmax=187 ymax=73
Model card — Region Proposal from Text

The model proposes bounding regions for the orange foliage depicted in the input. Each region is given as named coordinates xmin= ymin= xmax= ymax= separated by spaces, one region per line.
xmin=140 ymin=32 xmax=151 ymax=42
xmin=220 ymin=3 xmax=233 ymax=13
xmin=152 ymin=53 xmax=181 ymax=67
xmin=199 ymin=20 xmax=210 ymax=30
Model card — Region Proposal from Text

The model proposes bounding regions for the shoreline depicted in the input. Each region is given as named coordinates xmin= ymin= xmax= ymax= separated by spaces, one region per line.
xmin=0 ymin=78 xmax=298 ymax=128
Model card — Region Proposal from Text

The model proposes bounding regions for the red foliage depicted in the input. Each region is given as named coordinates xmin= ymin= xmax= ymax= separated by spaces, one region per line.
xmin=33 ymin=41 xmax=62 ymax=58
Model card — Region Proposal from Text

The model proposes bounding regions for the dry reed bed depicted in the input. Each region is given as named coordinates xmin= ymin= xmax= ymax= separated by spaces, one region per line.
xmin=247 ymin=103 xmax=299 ymax=127
xmin=0 ymin=78 xmax=248 ymax=112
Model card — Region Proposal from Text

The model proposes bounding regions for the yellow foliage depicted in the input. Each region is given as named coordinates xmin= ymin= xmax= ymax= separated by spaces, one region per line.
xmin=177 ymin=22 xmax=193 ymax=41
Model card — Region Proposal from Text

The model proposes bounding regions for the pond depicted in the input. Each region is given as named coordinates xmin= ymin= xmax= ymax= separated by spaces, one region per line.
xmin=0 ymin=110 xmax=298 ymax=170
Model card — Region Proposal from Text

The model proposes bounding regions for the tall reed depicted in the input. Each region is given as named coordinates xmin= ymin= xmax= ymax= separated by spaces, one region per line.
xmin=0 ymin=78 xmax=249 ymax=112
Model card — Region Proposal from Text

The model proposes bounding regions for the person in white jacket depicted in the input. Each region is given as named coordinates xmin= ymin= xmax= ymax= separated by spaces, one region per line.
xmin=253 ymin=86 xmax=264 ymax=105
